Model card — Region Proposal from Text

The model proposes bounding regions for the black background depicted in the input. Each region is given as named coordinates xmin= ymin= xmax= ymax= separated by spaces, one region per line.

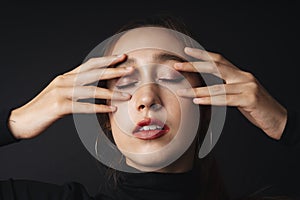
xmin=0 ymin=1 xmax=299 ymax=199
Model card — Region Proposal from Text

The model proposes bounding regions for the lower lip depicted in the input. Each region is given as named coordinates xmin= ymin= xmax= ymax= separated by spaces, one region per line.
xmin=133 ymin=126 xmax=169 ymax=140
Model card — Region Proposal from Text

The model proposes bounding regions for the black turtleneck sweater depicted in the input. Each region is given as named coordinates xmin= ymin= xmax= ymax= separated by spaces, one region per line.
xmin=0 ymin=170 xmax=202 ymax=200
xmin=0 ymin=107 xmax=299 ymax=200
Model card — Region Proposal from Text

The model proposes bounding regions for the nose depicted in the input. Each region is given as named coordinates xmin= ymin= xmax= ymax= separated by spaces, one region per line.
xmin=133 ymin=84 xmax=162 ymax=112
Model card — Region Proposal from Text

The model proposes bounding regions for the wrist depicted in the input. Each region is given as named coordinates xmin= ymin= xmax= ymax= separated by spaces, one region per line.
xmin=8 ymin=108 xmax=25 ymax=139
xmin=264 ymin=107 xmax=288 ymax=140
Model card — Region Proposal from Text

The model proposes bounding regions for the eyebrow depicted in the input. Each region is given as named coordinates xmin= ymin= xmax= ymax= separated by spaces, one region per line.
xmin=114 ymin=52 xmax=187 ymax=67
xmin=153 ymin=52 xmax=188 ymax=63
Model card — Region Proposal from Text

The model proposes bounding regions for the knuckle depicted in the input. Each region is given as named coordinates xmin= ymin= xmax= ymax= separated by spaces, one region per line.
xmin=215 ymin=54 xmax=223 ymax=62
xmin=246 ymin=92 xmax=259 ymax=105
xmin=86 ymin=57 xmax=98 ymax=65
xmin=53 ymin=75 xmax=67 ymax=85
xmin=214 ymin=61 xmax=223 ymax=70
xmin=246 ymin=81 xmax=259 ymax=92
xmin=214 ymin=61 xmax=221 ymax=67
xmin=242 ymin=71 xmax=256 ymax=81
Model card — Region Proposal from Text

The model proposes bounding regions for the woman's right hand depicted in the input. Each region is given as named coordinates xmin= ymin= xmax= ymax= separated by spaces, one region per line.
xmin=8 ymin=54 xmax=133 ymax=139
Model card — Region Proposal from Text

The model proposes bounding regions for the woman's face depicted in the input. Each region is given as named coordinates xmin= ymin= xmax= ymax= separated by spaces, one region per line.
xmin=107 ymin=27 xmax=202 ymax=172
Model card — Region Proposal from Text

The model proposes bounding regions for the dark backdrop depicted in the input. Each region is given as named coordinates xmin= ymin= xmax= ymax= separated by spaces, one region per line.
xmin=0 ymin=1 xmax=299 ymax=199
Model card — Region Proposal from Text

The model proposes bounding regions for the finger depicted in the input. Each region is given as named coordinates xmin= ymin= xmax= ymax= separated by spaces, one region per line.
xmin=63 ymin=86 xmax=131 ymax=101
xmin=193 ymin=95 xmax=227 ymax=106
xmin=71 ymin=101 xmax=117 ymax=113
xmin=177 ymin=83 xmax=243 ymax=98
xmin=67 ymin=54 xmax=127 ymax=74
xmin=193 ymin=93 xmax=250 ymax=107
xmin=174 ymin=61 xmax=219 ymax=76
xmin=184 ymin=47 xmax=229 ymax=64
xmin=174 ymin=61 xmax=242 ymax=82
xmin=73 ymin=66 xmax=134 ymax=86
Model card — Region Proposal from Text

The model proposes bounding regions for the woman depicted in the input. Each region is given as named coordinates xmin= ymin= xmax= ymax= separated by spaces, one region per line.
xmin=0 ymin=15 xmax=297 ymax=200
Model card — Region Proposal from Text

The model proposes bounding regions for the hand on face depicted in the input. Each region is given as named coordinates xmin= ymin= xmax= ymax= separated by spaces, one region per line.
xmin=174 ymin=47 xmax=287 ymax=140
xmin=105 ymin=49 xmax=201 ymax=172
xmin=9 ymin=54 xmax=134 ymax=139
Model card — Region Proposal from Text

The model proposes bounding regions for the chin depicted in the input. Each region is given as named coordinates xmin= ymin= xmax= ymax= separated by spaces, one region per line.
xmin=120 ymin=146 xmax=186 ymax=172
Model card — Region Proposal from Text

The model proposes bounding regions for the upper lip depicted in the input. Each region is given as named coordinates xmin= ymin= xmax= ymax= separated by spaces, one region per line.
xmin=133 ymin=118 xmax=165 ymax=133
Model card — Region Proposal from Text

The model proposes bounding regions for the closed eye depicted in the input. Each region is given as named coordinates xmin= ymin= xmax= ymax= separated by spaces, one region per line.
xmin=158 ymin=77 xmax=184 ymax=83
xmin=115 ymin=81 xmax=138 ymax=89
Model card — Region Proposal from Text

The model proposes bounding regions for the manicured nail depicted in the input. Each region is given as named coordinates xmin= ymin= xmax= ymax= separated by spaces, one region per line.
xmin=174 ymin=63 xmax=183 ymax=69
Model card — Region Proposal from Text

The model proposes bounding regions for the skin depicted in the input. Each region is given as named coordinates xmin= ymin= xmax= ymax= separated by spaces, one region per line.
xmin=107 ymin=49 xmax=201 ymax=172
xmin=8 ymin=27 xmax=287 ymax=173
xmin=175 ymin=47 xmax=287 ymax=139
xmin=8 ymin=54 xmax=134 ymax=139
xmin=103 ymin=27 xmax=206 ymax=172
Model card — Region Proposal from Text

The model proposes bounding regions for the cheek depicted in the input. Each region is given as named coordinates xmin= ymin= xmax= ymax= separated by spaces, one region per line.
xmin=162 ymin=92 xmax=181 ymax=127
xmin=109 ymin=113 xmax=134 ymax=150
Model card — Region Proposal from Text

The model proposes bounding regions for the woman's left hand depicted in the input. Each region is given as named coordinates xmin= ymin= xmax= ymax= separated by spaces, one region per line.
xmin=174 ymin=47 xmax=287 ymax=140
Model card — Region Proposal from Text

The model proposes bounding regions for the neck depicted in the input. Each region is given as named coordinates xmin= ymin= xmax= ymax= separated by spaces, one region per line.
xmin=126 ymin=140 xmax=197 ymax=173
xmin=155 ymin=140 xmax=197 ymax=173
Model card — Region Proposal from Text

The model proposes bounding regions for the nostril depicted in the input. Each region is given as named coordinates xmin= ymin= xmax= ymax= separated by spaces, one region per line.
xmin=138 ymin=104 xmax=161 ymax=111
xmin=150 ymin=103 xmax=162 ymax=111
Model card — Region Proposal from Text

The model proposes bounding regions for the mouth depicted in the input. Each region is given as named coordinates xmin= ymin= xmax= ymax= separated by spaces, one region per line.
xmin=133 ymin=118 xmax=170 ymax=140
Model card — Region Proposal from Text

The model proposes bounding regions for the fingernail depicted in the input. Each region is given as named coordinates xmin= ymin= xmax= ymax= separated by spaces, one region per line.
xmin=121 ymin=92 xmax=131 ymax=98
xmin=174 ymin=63 xmax=183 ymax=69
xmin=113 ymin=54 xmax=124 ymax=62
xmin=185 ymin=47 xmax=192 ymax=53
xmin=125 ymin=66 xmax=134 ymax=71
xmin=109 ymin=105 xmax=117 ymax=111
xmin=193 ymin=98 xmax=202 ymax=104
xmin=113 ymin=92 xmax=131 ymax=100
xmin=113 ymin=54 xmax=124 ymax=61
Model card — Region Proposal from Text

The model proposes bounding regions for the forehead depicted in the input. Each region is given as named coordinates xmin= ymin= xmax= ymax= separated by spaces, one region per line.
xmin=111 ymin=27 xmax=187 ymax=58
xmin=118 ymin=49 xmax=187 ymax=65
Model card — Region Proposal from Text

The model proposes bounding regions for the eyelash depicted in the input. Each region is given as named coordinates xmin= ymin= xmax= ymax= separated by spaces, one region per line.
xmin=115 ymin=81 xmax=138 ymax=89
xmin=115 ymin=77 xmax=184 ymax=89
xmin=158 ymin=77 xmax=184 ymax=83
